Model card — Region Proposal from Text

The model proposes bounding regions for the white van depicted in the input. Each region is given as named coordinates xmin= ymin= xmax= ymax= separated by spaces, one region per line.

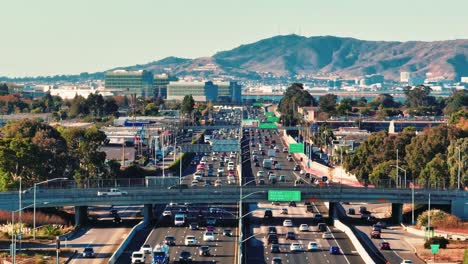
xmin=174 ymin=213 xmax=186 ymax=226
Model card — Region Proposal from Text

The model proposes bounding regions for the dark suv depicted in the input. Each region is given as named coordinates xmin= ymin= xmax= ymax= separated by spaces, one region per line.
xmin=267 ymin=234 xmax=279 ymax=244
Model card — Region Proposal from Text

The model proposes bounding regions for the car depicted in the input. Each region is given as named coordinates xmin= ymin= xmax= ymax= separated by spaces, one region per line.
xmin=348 ymin=208 xmax=355 ymax=215
xmin=82 ymin=246 xmax=95 ymax=257
xmin=113 ymin=214 xmax=122 ymax=223
xmin=380 ymin=242 xmax=391 ymax=250
xmin=194 ymin=174 xmax=203 ymax=181
xmin=206 ymin=226 xmax=215 ymax=232
xmin=274 ymin=146 xmax=280 ymax=152
xmin=372 ymin=224 xmax=382 ymax=232
xmin=267 ymin=234 xmax=279 ymax=244
xmin=217 ymin=167 xmax=224 ymax=173
xmin=189 ymin=222 xmax=199 ymax=230
xmin=162 ymin=210 xmax=172 ymax=217
xmin=223 ymin=228 xmax=233 ymax=236
xmin=304 ymin=172 xmax=311 ymax=178
xmin=211 ymin=156 xmax=217 ymax=161
xmin=184 ymin=235 xmax=198 ymax=246
xmin=257 ymin=171 xmax=264 ymax=177
xmin=299 ymin=224 xmax=309 ymax=232
xmin=400 ymin=260 xmax=413 ymax=264
xmin=271 ymin=243 xmax=281 ymax=253
xmin=294 ymin=164 xmax=301 ymax=171
xmin=199 ymin=245 xmax=211 ymax=256
xmin=203 ymin=231 xmax=215 ymax=241
xmin=317 ymin=223 xmax=327 ymax=232
xmin=264 ymin=209 xmax=273 ymax=219
xmin=258 ymin=178 xmax=265 ymax=184
xmin=300 ymin=169 xmax=306 ymax=175
xmin=370 ymin=230 xmax=381 ymax=238
xmin=283 ymin=147 xmax=288 ymax=153
xmin=289 ymin=201 xmax=296 ymax=207
xmin=109 ymin=208 xmax=118 ymax=216
xmin=206 ymin=217 xmax=216 ymax=225
xmin=287 ymin=154 xmax=293 ymax=161
xmin=286 ymin=231 xmax=296 ymax=240
xmin=214 ymin=180 xmax=222 ymax=187
xmin=279 ymin=175 xmax=286 ymax=182
xmin=321 ymin=176 xmax=328 ymax=183
xmin=164 ymin=235 xmax=176 ymax=246
xmin=131 ymin=251 xmax=145 ymax=263
xmin=283 ymin=219 xmax=293 ymax=227
xmin=322 ymin=231 xmax=333 ymax=239
xmin=367 ymin=215 xmax=378 ymax=224
xmin=179 ymin=250 xmax=192 ymax=263
xmin=140 ymin=244 xmax=152 ymax=254
xmin=329 ymin=246 xmax=340 ymax=255
xmin=376 ymin=221 xmax=387 ymax=229
xmin=359 ymin=206 xmax=367 ymax=213
xmin=255 ymin=161 xmax=260 ymax=167
xmin=307 ymin=241 xmax=320 ymax=251
xmin=314 ymin=214 xmax=323 ymax=222
xmin=290 ymin=243 xmax=303 ymax=252
xmin=272 ymin=256 xmax=283 ymax=264
xmin=268 ymin=226 xmax=277 ymax=234
xmin=281 ymin=208 xmax=288 ymax=214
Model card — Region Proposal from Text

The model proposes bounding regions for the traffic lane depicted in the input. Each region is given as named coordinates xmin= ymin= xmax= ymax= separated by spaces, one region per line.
xmin=358 ymin=225 xmax=425 ymax=264
xmin=145 ymin=224 xmax=237 ymax=263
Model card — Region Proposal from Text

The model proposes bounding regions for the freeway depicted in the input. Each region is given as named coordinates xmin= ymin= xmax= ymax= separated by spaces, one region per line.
xmin=341 ymin=203 xmax=425 ymax=264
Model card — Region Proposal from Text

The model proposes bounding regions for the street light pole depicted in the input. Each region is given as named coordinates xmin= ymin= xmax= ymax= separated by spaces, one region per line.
xmin=33 ymin=178 xmax=67 ymax=240
xmin=456 ymin=146 xmax=461 ymax=190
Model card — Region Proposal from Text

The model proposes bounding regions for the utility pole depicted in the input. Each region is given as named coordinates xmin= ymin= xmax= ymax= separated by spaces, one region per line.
xmin=396 ymin=149 xmax=399 ymax=188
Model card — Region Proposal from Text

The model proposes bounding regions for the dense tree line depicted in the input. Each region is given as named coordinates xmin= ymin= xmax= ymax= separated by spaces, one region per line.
xmin=343 ymin=122 xmax=467 ymax=189
xmin=278 ymin=83 xmax=317 ymax=126
xmin=0 ymin=120 xmax=117 ymax=190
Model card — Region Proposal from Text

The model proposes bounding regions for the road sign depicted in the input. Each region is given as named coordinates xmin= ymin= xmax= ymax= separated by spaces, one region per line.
xmin=268 ymin=190 xmax=301 ymax=202
xmin=242 ymin=119 xmax=259 ymax=126
xmin=180 ymin=144 xmax=212 ymax=153
xmin=312 ymin=123 xmax=318 ymax=132
xmin=253 ymin=102 xmax=263 ymax=107
xmin=211 ymin=140 xmax=240 ymax=152
xmin=265 ymin=112 xmax=275 ymax=117
xmin=259 ymin=123 xmax=277 ymax=129
xmin=289 ymin=143 xmax=304 ymax=153
xmin=430 ymin=244 xmax=439 ymax=254
xmin=267 ymin=116 xmax=279 ymax=122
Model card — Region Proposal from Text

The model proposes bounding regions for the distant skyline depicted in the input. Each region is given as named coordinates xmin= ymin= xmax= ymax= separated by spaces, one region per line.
xmin=2 ymin=0 xmax=468 ymax=77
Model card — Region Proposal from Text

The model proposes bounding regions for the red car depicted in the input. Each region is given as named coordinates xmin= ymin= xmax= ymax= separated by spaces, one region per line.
xmin=370 ymin=231 xmax=381 ymax=239
xmin=206 ymin=226 xmax=215 ymax=232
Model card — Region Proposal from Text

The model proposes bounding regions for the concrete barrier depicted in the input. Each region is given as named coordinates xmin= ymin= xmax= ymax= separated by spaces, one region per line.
xmin=402 ymin=223 xmax=468 ymax=241
xmin=108 ymin=220 xmax=144 ymax=264
xmin=324 ymin=202 xmax=377 ymax=264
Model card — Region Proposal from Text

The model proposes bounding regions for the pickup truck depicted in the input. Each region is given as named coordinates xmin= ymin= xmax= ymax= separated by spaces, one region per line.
xmin=97 ymin=188 xmax=128 ymax=196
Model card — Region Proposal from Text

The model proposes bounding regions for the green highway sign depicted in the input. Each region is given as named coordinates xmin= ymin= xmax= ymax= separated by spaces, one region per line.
xmin=259 ymin=123 xmax=277 ymax=129
xmin=289 ymin=143 xmax=304 ymax=153
xmin=268 ymin=190 xmax=301 ymax=202
xmin=253 ymin=102 xmax=263 ymax=107
xmin=242 ymin=119 xmax=259 ymax=126
xmin=265 ymin=112 xmax=275 ymax=117
xmin=267 ymin=116 xmax=279 ymax=123
xmin=430 ymin=244 xmax=440 ymax=254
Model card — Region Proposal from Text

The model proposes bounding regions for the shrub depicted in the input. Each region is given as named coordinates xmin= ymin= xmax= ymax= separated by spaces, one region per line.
xmin=417 ymin=209 xmax=447 ymax=228
xmin=424 ymin=236 xmax=449 ymax=249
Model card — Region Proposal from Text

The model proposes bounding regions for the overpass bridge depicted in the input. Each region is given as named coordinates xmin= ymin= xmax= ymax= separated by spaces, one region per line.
xmin=2 ymin=185 xmax=466 ymax=225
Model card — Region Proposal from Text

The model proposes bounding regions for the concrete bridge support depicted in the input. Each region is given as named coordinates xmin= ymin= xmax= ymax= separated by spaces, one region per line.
xmin=391 ymin=203 xmax=403 ymax=224
xmin=328 ymin=202 xmax=337 ymax=224
xmin=74 ymin=206 xmax=88 ymax=226
xmin=451 ymin=198 xmax=468 ymax=221
xmin=143 ymin=204 xmax=153 ymax=225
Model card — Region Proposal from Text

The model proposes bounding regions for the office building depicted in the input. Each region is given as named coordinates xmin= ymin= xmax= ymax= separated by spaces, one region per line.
xmin=216 ymin=81 xmax=242 ymax=102
xmin=153 ymin=74 xmax=171 ymax=98
xmin=167 ymin=81 xmax=218 ymax=102
xmin=105 ymin=70 xmax=153 ymax=97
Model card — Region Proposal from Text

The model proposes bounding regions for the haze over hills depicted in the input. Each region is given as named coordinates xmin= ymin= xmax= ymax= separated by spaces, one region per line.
xmin=120 ymin=35 xmax=468 ymax=81
xmin=2 ymin=35 xmax=468 ymax=81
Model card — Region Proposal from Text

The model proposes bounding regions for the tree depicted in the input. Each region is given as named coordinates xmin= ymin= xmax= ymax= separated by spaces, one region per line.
xmin=447 ymin=138 xmax=468 ymax=189
xmin=278 ymin=83 xmax=317 ymax=126
xmin=144 ymin=103 xmax=159 ymax=116
xmin=319 ymin=94 xmax=337 ymax=114
xmin=404 ymin=85 xmax=441 ymax=115
xmin=368 ymin=94 xmax=397 ymax=109
xmin=419 ymin=153 xmax=448 ymax=187
xmin=336 ymin=98 xmax=353 ymax=115
xmin=0 ymin=83 xmax=9 ymax=96
xmin=181 ymin=95 xmax=195 ymax=115
xmin=444 ymin=90 xmax=468 ymax=115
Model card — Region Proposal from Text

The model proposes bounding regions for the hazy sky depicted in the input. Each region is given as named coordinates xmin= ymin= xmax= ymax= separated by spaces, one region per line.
xmin=2 ymin=0 xmax=468 ymax=77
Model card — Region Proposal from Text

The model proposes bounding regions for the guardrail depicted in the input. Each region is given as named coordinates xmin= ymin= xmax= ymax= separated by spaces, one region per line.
xmin=108 ymin=220 xmax=145 ymax=264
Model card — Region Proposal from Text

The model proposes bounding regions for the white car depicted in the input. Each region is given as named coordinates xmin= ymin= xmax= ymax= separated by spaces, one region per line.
xmin=299 ymin=169 xmax=306 ymax=175
xmin=194 ymin=174 xmax=202 ymax=181
xmin=185 ymin=235 xmax=198 ymax=246
xmin=131 ymin=251 xmax=145 ymax=263
xmin=191 ymin=179 xmax=199 ymax=185
xmin=140 ymin=244 xmax=152 ymax=254
xmin=211 ymin=156 xmax=218 ymax=161
xmin=200 ymin=160 xmax=207 ymax=165
xmin=299 ymin=224 xmax=309 ymax=232
xmin=162 ymin=211 xmax=172 ymax=217
xmin=307 ymin=241 xmax=319 ymax=251
xmin=203 ymin=231 xmax=215 ymax=241
xmin=400 ymin=261 xmax=413 ymax=264
xmin=228 ymin=164 xmax=235 ymax=171
xmin=322 ymin=231 xmax=333 ymax=239
xmin=290 ymin=243 xmax=303 ymax=252
xmin=257 ymin=171 xmax=264 ymax=177
xmin=283 ymin=219 xmax=293 ymax=227
xmin=217 ymin=167 xmax=224 ymax=173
